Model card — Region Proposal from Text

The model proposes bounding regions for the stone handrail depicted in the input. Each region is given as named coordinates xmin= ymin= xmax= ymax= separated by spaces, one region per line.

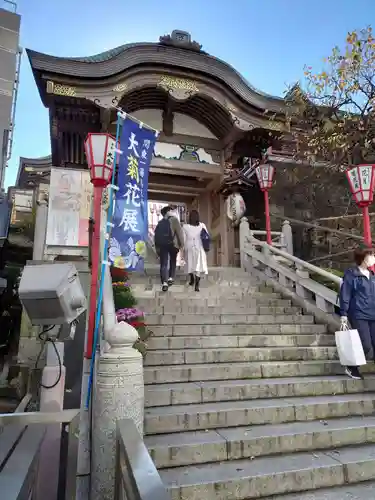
xmin=240 ymin=218 xmax=342 ymax=330
xmin=114 ymin=418 xmax=171 ymax=500
xmin=251 ymin=229 xmax=285 ymax=249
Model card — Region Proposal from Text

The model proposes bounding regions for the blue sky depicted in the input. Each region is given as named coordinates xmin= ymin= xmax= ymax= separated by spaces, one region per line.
xmin=6 ymin=0 xmax=375 ymax=187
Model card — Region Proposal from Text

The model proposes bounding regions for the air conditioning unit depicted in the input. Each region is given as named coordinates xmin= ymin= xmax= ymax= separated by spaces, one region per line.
xmin=18 ymin=263 xmax=87 ymax=326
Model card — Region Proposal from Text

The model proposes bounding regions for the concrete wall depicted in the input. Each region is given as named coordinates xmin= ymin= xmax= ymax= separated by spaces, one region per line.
xmin=0 ymin=7 xmax=20 ymax=188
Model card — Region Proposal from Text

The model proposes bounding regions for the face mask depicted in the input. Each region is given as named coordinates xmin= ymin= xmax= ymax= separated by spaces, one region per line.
xmin=365 ymin=255 xmax=375 ymax=268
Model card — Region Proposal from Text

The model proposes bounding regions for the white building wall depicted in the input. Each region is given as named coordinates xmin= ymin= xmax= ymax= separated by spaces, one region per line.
xmin=130 ymin=109 xmax=218 ymax=139
xmin=173 ymin=113 xmax=217 ymax=138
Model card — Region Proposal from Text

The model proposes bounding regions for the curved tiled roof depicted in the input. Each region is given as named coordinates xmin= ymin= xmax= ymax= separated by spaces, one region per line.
xmin=26 ymin=42 xmax=285 ymax=112
xmin=67 ymin=43 xmax=145 ymax=63
xmin=16 ymin=155 xmax=52 ymax=188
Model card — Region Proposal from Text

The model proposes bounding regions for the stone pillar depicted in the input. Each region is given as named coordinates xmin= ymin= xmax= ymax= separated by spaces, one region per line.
xmin=91 ymin=321 xmax=144 ymax=500
xmin=33 ymin=198 xmax=48 ymax=260
xmin=239 ymin=217 xmax=249 ymax=270
xmin=220 ymin=195 xmax=229 ymax=266
xmin=282 ymin=220 xmax=294 ymax=255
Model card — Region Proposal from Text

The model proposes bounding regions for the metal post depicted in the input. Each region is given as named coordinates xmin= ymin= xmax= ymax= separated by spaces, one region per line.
xmin=34 ymin=340 xmax=66 ymax=500
xmin=264 ymin=190 xmax=272 ymax=245
xmin=363 ymin=205 xmax=372 ymax=247
xmin=86 ymin=186 xmax=103 ymax=358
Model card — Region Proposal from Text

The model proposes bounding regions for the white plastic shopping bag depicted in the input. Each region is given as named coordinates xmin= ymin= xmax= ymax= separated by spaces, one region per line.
xmin=335 ymin=326 xmax=366 ymax=366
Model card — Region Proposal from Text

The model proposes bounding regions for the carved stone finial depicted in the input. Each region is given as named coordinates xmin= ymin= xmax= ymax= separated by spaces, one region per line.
xmin=159 ymin=29 xmax=204 ymax=53
xmin=106 ymin=321 xmax=139 ymax=353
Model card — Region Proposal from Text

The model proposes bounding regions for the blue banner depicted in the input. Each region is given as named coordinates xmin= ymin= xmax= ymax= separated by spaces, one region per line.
xmin=109 ymin=117 xmax=157 ymax=271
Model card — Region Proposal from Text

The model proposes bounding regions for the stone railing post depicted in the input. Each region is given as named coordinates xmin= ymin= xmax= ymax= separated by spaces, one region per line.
xmin=279 ymin=232 xmax=286 ymax=250
xmin=281 ymin=220 xmax=293 ymax=255
xmin=262 ymin=245 xmax=274 ymax=278
xmin=239 ymin=217 xmax=249 ymax=269
xmin=248 ymin=229 xmax=259 ymax=267
xmin=295 ymin=263 xmax=310 ymax=299
xmin=91 ymin=321 xmax=144 ymax=500
xmin=33 ymin=197 xmax=48 ymax=260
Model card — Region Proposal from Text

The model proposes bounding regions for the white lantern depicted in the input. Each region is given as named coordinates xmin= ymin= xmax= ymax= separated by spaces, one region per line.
xmin=226 ymin=193 xmax=246 ymax=222
xmin=255 ymin=163 xmax=275 ymax=191
xmin=346 ymin=164 xmax=375 ymax=207
xmin=84 ymin=133 xmax=116 ymax=187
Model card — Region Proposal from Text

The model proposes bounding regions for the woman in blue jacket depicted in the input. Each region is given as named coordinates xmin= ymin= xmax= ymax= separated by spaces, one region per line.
xmin=339 ymin=246 xmax=375 ymax=379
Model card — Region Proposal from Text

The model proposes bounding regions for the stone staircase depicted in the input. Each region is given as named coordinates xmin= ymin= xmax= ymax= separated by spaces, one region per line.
xmin=135 ymin=267 xmax=375 ymax=499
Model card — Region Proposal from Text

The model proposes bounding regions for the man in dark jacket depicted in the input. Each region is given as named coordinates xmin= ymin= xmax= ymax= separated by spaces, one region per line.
xmin=154 ymin=205 xmax=184 ymax=291
xmin=340 ymin=246 xmax=375 ymax=379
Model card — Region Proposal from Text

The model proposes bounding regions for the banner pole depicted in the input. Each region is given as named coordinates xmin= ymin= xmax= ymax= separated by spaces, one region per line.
xmin=85 ymin=113 xmax=122 ymax=409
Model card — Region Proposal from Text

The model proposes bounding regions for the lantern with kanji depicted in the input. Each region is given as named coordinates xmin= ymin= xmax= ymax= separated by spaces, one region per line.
xmin=84 ymin=133 xmax=116 ymax=187
xmin=254 ymin=163 xmax=276 ymax=245
xmin=226 ymin=193 xmax=246 ymax=223
xmin=255 ymin=163 xmax=275 ymax=191
xmin=346 ymin=165 xmax=375 ymax=208
xmin=346 ymin=164 xmax=375 ymax=247
xmin=84 ymin=132 xmax=117 ymax=359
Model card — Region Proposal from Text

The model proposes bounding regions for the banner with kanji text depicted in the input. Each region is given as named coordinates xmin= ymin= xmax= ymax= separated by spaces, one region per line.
xmin=109 ymin=117 xmax=157 ymax=271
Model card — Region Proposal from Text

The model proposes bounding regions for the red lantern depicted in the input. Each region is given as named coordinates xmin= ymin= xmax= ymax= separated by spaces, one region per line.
xmin=255 ymin=163 xmax=275 ymax=245
xmin=84 ymin=133 xmax=116 ymax=187
xmin=346 ymin=164 xmax=375 ymax=248
xmin=346 ymin=165 xmax=375 ymax=208
xmin=255 ymin=164 xmax=275 ymax=191
xmin=84 ymin=132 xmax=117 ymax=358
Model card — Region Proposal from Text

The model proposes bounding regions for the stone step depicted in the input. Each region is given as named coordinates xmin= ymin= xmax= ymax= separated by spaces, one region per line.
xmin=144 ymin=393 xmax=375 ymax=434
xmin=159 ymin=443 xmax=375 ymax=499
xmin=144 ymin=360 xmax=346 ymax=384
xmin=141 ymin=305 xmax=302 ymax=315
xmin=137 ymin=296 xmax=290 ymax=307
xmin=132 ymin=274 xmax=261 ymax=284
xmin=146 ymin=415 xmax=375 ymax=468
xmin=147 ymin=333 xmax=335 ymax=350
xmin=137 ymin=291 xmax=282 ymax=301
xmin=150 ymin=324 xmax=328 ymax=337
xmin=134 ymin=283 xmax=262 ymax=294
xmin=144 ymin=347 xmax=338 ymax=366
xmin=145 ymin=375 xmax=375 ymax=407
xmin=263 ymin=482 xmax=375 ymax=499
xmin=146 ymin=313 xmax=315 ymax=326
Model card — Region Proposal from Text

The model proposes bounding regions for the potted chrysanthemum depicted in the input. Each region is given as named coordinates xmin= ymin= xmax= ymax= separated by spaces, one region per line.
xmin=115 ymin=307 xmax=152 ymax=356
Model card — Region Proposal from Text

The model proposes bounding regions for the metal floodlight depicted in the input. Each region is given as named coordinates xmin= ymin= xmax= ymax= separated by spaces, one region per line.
xmin=18 ymin=263 xmax=86 ymax=326
xmin=255 ymin=163 xmax=275 ymax=191
xmin=84 ymin=133 xmax=116 ymax=187
xmin=345 ymin=164 xmax=375 ymax=207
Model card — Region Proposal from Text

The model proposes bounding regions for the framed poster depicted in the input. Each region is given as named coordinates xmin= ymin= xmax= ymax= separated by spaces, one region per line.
xmin=46 ymin=168 xmax=92 ymax=246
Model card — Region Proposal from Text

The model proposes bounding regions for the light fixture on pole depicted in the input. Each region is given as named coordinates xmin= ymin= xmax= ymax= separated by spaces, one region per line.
xmin=346 ymin=164 xmax=375 ymax=247
xmin=84 ymin=132 xmax=116 ymax=358
xmin=255 ymin=163 xmax=275 ymax=245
